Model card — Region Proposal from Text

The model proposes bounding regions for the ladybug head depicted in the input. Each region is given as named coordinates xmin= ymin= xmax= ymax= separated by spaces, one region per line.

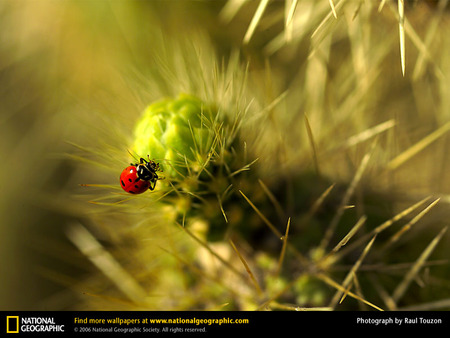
xmin=136 ymin=163 xmax=156 ymax=181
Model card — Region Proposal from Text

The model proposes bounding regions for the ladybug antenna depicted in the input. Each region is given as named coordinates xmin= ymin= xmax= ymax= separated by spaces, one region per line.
xmin=127 ymin=149 xmax=140 ymax=162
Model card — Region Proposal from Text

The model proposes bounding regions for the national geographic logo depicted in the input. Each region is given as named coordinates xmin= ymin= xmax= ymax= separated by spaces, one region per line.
xmin=6 ymin=316 xmax=65 ymax=334
xmin=6 ymin=316 xmax=19 ymax=333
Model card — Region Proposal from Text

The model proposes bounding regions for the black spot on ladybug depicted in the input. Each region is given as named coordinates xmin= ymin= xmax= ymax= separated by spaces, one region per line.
xmin=128 ymin=178 xmax=132 ymax=182
xmin=121 ymin=180 xmax=125 ymax=187
xmin=129 ymin=190 xmax=135 ymax=194
xmin=134 ymin=185 xmax=139 ymax=189
xmin=134 ymin=177 xmax=140 ymax=182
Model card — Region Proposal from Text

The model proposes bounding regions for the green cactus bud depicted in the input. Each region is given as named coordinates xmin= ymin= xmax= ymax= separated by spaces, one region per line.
xmin=294 ymin=275 xmax=327 ymax=307
xmin=133 ymin=94 xmax=215 ymax=178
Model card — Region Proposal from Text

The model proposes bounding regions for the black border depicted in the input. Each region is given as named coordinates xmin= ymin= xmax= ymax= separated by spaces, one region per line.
xmin=0 ymin=311 xmax=449 ymax=336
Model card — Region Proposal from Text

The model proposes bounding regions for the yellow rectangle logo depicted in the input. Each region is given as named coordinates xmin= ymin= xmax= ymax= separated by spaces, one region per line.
xmin=6 ymin=316 xmax=19 ymax=333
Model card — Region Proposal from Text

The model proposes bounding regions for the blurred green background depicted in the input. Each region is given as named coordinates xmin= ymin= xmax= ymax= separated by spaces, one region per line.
xmin=1 ymin=0 xmax=449 ymax=310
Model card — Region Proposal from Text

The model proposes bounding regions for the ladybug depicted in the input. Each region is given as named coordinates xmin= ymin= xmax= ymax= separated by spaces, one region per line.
xmin=120 ymin=157 xmax=162 ymax=194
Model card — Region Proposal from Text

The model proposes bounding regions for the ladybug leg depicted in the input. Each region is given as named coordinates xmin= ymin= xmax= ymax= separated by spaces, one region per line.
xmin=149 ymin=179 xmax=157 ymax=191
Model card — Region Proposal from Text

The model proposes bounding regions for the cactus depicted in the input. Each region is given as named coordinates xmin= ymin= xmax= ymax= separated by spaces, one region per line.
xmin=133 ymin=94 xmax=216 ymax=178
xmin=66 ymin=0 xmax=450 ymax=311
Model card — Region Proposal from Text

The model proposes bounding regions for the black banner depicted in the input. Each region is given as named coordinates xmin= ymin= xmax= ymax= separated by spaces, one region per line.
xmin=0 ymin=311 xmax=449 ymax=336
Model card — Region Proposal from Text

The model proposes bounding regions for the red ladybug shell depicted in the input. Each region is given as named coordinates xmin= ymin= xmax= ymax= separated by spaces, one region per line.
xmin=120 ymin=165 xmax=151 ymax=194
